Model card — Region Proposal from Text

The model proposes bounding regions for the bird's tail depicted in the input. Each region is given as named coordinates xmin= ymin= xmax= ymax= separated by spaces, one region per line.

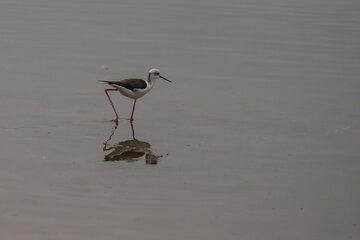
xmin=99 ymin=80 xmax=116 ymax=86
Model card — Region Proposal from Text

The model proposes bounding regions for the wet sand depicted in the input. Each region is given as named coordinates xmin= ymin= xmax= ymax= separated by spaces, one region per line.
xmin=1 ymin=0 xmax=360 ymax=239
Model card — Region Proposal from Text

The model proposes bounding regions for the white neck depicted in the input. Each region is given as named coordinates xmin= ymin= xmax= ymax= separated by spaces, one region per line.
xmin=147 ymin=74 xmax=158 ymax=85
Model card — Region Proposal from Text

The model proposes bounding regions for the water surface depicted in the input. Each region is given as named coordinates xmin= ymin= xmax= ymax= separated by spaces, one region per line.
xmin=0 ymin=0 xmax=359 ymax=239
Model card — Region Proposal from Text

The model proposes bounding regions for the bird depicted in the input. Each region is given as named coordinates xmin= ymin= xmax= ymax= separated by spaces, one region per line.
xmin=100 ymin=68 xmax=171 ymax=122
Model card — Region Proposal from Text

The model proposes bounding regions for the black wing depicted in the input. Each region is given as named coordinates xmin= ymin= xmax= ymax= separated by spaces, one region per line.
xmin=100 ymin=78 xmax=147 ymax=91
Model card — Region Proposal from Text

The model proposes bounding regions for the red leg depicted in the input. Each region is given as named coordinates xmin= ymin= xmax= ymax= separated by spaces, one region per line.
xmin=105 ymin=89 xmax=119 ymax=122
xmin=130 ymin=99 xmax=137 ymax=121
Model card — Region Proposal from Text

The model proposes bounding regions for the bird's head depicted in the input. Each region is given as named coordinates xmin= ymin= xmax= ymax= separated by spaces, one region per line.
xmin=148 ymin=68 xmax=172 ymax=83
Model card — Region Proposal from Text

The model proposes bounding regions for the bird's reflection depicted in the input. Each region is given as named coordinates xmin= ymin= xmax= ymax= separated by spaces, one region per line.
xmin=103 ymin=121 xmax=164 ymax=165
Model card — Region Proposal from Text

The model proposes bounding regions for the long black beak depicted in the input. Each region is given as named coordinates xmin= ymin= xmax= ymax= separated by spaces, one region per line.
xmin=160 ymin=75 xmax=172 ymax=83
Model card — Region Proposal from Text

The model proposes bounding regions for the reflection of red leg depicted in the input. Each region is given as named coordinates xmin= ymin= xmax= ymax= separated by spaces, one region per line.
xmin=102 ymin=121 xmax=119 ymax=151
xmin=130 ymin=100 xmax=137 ymax=121
xmin=105 ymin=89 xmax=119 ymax=121
xmin=130 ymin=120 xmax=136 ymax=139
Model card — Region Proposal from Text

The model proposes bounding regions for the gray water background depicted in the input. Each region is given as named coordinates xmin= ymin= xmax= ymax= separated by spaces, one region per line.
xmin=0 ymin=0 xmax=359 ymax=239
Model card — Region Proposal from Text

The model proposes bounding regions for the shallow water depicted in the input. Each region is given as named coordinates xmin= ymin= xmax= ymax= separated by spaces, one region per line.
xmin=1 ymin=0 xmax=360 ymax=239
